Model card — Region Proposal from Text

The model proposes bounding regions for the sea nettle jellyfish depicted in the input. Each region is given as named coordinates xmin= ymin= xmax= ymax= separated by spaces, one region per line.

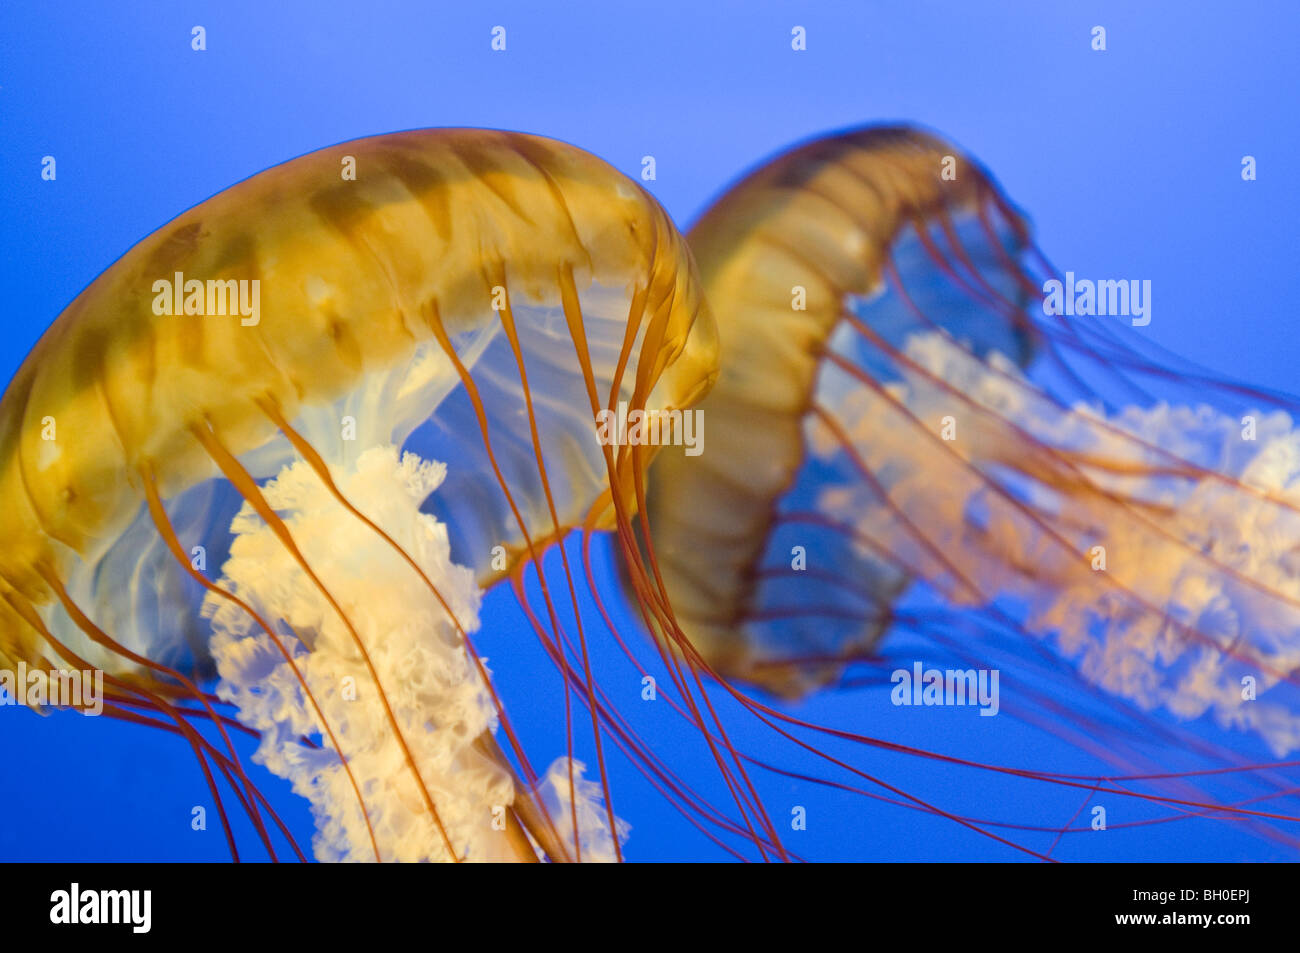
xmin=0 ymin=128 xmax=722 ymax=862
xmin=630 ymin=126 xmax=1300 ymax=858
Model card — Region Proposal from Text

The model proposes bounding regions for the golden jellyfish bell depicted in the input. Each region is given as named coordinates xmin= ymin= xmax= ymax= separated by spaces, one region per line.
xmin=0 ymin=128 xmax=717 ymax=862
xmin=630 ymin=126 xmax=1039 ymax=697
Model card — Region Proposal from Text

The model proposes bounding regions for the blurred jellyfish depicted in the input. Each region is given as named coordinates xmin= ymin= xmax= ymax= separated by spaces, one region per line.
xmin=0 ymin=128 xmax=717 ymax=862
xmin=629 ymin=126 xmax=1300 ymax=855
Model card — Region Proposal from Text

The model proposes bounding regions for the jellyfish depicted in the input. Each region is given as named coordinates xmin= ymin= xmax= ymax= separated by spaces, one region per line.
xmin=12 ymin=123 xmax=1299 ymax=863
xmin=0 ymin=128 xmax=721 ymax=862
xmin=628 ymin=126 xmax=1300 ymax=857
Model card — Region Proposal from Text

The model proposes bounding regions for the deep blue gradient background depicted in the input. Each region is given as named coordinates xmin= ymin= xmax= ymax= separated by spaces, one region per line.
xmin=1 ymin=1 xmax=1298 ymax=861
